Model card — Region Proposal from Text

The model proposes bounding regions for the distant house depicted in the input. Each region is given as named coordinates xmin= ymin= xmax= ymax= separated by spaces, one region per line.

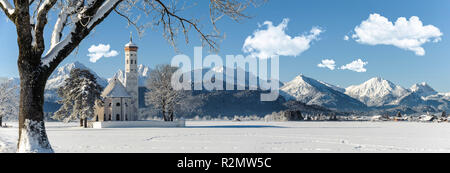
xmin=419 ymin=113 xmax=437 ymax=122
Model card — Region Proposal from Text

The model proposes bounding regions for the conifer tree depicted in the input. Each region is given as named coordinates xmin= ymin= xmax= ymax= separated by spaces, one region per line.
xmin=53 ymin=68 xmax=103 ymax=127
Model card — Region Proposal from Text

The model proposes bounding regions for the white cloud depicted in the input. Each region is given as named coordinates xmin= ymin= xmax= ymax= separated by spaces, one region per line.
xmin=340 ymin=59 xmax=368 ymax=72
xmin=352 ymin=13 xmax=442 ymax=56
xmin=243 ymin=18 xmax=323 ymax=59
xmin=317 ymin=59 xmax=336 ymax=70
xmin=88 ymin=44 xmax=119 ymax=63
xmin=343 ymin=35 xmax=349 ymax=41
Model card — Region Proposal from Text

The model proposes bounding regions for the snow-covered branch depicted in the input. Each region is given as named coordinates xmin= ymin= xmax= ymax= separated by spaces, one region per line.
xmin=0 ymin=0 xmax=14 ymax=16
xmin=42 ymin=0 xmax=122 ymax=69
xmin=50 ymin=0 xmax=84 ymax=49
xmin=34 ymin=0 xmax=57 ymax=53
xmin=87 ymin=0 xmax=120 ymax=29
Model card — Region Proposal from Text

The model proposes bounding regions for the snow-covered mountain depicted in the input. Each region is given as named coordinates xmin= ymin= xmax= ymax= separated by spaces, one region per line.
xmin=110 ymin=64 xmax=151 ymax=87
xmin=409 ymin=82 xmax=438 ymax=98
xmin=345 ymin=77 xmax=409 ymax=107
xmin=280 ymin=74 xmax=367 ymax=111
xmin=46 ymin=61 xmax=108 ymax=90
xmin=45 ymin=61 xmax=108 ymax=102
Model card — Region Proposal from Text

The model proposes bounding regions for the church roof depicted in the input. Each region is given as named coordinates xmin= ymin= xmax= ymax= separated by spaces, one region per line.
xmin=125 ymin=41 xmax=137 ymax=48
xmin=125 ymin=33 xmax=138 ymax=48
xmin=101 ymin=78 xmax=131 ymax=98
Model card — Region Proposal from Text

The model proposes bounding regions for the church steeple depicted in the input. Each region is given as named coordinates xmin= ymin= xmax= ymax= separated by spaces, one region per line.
xmin=124 ymin=34 xmax=139 ymax=121
xmin=129 ymin=32 xmax=133 ymax=43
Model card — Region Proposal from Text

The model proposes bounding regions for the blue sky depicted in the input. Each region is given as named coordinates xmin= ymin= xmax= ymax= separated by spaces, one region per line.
xmin=1 ymin=0 xmax=450 ymax=92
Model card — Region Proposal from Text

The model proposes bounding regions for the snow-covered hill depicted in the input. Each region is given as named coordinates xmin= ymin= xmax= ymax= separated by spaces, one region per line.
xmin=280 ymin=74 xmax=367 ymax=111
xmin=345 ymin=77 xmax=409 ymax=107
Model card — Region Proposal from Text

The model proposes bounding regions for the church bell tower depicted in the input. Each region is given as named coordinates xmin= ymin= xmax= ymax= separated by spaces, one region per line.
xmin=124 ymin=33 xmax=139 ymax=120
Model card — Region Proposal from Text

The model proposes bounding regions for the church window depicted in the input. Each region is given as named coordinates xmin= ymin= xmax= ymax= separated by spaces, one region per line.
xmin=116 ymin=114 xmax=120 ymax=121
xmin=116 ymin=103 xmax=121 ymax=107
xmin=125 ymin=115 xmax=128 ymax=121
xmin=104 ymin=114 xmax=106 ymax=121
xmin=109 ymin=103 xmax=111 ymax=107
xmin=109 ymin=114 xmax=111 ymax=121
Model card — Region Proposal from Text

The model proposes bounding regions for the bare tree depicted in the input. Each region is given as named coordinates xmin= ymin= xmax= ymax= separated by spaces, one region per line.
xmin=0 ymin=80 xmax=19 ymax=127
xmin=0 ymin=0 xmax=262 ymax=152
xmin=145 ymin=64 xmax=182 ymax=121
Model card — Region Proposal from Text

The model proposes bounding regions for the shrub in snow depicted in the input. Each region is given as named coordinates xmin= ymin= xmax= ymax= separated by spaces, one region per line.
xmin=265 ymin=110 xmax=303 ymax=121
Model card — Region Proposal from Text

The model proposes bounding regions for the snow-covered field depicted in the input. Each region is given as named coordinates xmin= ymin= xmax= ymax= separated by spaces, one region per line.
xmin=1 ymin=121 xmax=450 ymax=153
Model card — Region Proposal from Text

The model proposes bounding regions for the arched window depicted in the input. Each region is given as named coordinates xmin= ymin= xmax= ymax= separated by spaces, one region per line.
xmin=104 ymin=114 xmax=106 ymax=121
xmin=108 ymin=114 xmax=111 ymax=121
xmin=116 ymin=114 xmax=120 ymax=121
xmin=96 ymin=116 xmax=99 ymax=122
xmin=116 ymin=103 xmax=121 ymax=107
xmin=125 ymin=115 xmax=128 ymax=121
xmin=109 ymin=103 xmax=111 ymax=107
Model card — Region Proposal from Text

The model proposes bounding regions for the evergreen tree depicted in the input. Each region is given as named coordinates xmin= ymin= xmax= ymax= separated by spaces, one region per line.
xmin=53 ymin=68 xmax=103 ymax=127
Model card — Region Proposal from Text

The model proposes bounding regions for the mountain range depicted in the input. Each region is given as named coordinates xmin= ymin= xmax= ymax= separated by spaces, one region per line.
xmin=281 ymin=74 xmax=449 ymax=114
xmin=2 ymin=61 xmax=449 ymax=116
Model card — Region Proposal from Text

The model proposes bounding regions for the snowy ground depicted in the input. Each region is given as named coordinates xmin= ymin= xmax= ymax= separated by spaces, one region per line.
xmin=1 ymin=121 xmax=450 ymax=153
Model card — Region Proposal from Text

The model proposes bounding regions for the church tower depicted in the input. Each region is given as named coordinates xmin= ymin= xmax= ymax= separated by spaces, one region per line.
xmin=124 ymin=33 xmax=139 ymax=120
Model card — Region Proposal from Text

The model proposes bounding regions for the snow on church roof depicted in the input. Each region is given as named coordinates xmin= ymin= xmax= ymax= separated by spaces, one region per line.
xmin=125 ymin=41 xmax=137 ymax=47
xmin=101 ymin=78 xmax=131 ymax=98
xmin=125 ymin=33 xmax=138 ymax=47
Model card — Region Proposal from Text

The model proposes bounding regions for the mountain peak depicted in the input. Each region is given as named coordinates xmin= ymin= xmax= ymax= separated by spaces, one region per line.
xmin=281 ymin=74 xmax=366 ymax=111
xmin=410 ymin=82 xmax=437 ymax=97
xmin=345 ymin=77 xmax=408 ymax=107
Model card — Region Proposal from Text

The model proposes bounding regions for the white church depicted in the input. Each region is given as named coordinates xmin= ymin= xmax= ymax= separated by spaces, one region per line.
xmin=92 ymin=35 xmax=185 ymax=128
xmin=94 ymin=36 xmax=140 ymax=122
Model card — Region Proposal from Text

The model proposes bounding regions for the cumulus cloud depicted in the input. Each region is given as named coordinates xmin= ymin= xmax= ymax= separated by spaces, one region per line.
xmin=88 ymin=44 xmax=119 ymax=63
xmin=340 ymin=59 xmax=368 ymax=72
xmin=243 ymin=18 xmax=323 ymax=59
xmin=351 ymin=13 xmax=442 ymax=56
xmin=317 ymin=59 xmax=336 ymax=70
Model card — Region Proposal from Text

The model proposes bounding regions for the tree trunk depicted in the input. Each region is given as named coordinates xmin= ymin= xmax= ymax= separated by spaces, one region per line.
xmin=17 ymin=63 xmax=53 ymax=153
xmin=0 ymin=116 xmax=2 ymax=127
xmin=169 ymin=109 xmax=174 ymax=121
xmin=83 ymin=118 xmax=88 ymax=128
xmin=162 ymin=110 xmax=167 ymax=121
xmin=162 ymin=103 xmax=167 ymax=121
xmin=80 ymin=118 xmax=83 ymax=127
